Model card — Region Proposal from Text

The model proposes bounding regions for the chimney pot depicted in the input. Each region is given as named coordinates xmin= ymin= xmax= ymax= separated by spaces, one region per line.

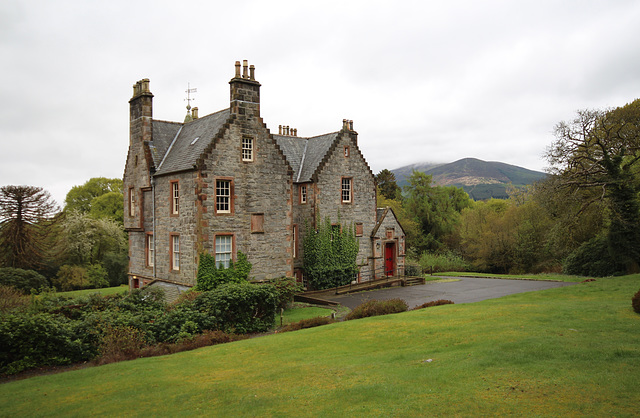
xmin=349 ymin=120 xmax=353 ymax=131
xmin=279 ymin=125 xmax=282 ymax=135
xmin=192 ymin=107 xmax=198 ymax=119
xmin=249 ymin=65 xmax=255 ymax=80
xmin=242 ymin=60 xmax=249 ymax=79
xmin=235 ymin=61 xmax=241 ymax=78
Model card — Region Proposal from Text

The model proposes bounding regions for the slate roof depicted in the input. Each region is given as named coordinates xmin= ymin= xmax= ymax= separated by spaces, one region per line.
xmin=149 ymin=121 xmax=181 ymax=169
xmin=151 ymin=109 xmax=340 ymax=181
xmin=154 ymin=109 xmax=230 ymax=176
xmin=273 ymin=132 xmax=338 ymax=183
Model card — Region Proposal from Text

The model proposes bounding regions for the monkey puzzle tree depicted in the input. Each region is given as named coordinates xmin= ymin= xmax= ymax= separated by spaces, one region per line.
xmin=546 ymin=99 xmax=640 ymax=274
xmin=0 ymin=185 xmax=60 ymax=270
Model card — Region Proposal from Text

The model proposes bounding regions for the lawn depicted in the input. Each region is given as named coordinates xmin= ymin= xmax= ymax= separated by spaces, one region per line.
xmin=1 ymin=275 xmax=639 ymax=416
xmin=55 ymin=284 xmax=129 ymax=298
xmin=432 ymin=271 xmax=588 ymax=282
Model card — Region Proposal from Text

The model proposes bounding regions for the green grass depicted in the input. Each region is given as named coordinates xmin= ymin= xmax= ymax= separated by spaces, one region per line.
xmin=55 ymin=285 xmax=129 ymax=298
xmin=2 ymin=275 xmax=639 ymax=416
xmin=278 ymin=304 xmax=335 ymax=326
xmin=433 ymin=271 xmax=587 ymax=282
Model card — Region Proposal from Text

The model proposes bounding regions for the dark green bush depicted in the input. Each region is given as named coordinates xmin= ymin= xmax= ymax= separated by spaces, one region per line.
xmin=117 ymin=286 xmax=167 ymax=312
xmin=563 ymin=235 xmax=623 ymax=277
xmin=0 ymin=313 xmax=94 ymax=375
xmin=632 ymin=289 xmax=640 ymax=314
xmin=344 ymin=299 xmax=408 ymax=321
xmin=195 ymin=251 xmax=252 ymax=291
xmin=280 ymin=316 xmax=336 ymax=332
xmin=0 ymin=268 xmax=48 ymax=294
xmin=404 ymin=261 xmax=422 ymax=277
xmin=268 ymin=276 xmax=304 ymax=310
xmin=193 ymin=282 xmax=278 ymax=334
xmin=149 ymin=306 xmax=218 ymax=343
xmin=412 ymin=299 xmax=454 ymax=310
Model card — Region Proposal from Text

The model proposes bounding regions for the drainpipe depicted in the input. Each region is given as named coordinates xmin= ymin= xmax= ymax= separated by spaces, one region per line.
xmin=151 ymin=176 xmax=156 ymax=279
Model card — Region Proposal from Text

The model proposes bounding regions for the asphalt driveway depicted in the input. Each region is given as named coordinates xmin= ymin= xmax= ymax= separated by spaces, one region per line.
xmin=322 ymin=276 xmax=575 ymax=309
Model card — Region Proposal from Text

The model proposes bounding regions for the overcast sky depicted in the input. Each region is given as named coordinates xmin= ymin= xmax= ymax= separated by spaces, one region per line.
xmin=2 ymin=0 xmax=640 ymax=206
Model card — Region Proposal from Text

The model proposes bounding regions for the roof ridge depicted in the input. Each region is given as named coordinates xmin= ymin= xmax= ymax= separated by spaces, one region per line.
xmin=296 ymin=140 xmax=309 ymax=182
xmin=156 ymin=125 xmax=183 ymax=171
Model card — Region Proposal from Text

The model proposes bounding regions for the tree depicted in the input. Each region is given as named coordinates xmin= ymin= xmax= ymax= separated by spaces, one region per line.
xmin=64 ymin=178 xmax=123 ymax=222
xmin=58 ymin=211 xmax=127 ymax=266
xmin=375 ymin=169 xmax=402 ymax=200
xmin=546 ymin=99 xmax=640 ymax=273
xmin=403 ymin=171 xmax=471 ymax=253
xmin=0 ymin=186 xmax=59 ymax=270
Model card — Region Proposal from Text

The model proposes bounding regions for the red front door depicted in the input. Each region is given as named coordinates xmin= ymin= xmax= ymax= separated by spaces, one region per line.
xmin=385 ymin=242 xmax=395 ymax=276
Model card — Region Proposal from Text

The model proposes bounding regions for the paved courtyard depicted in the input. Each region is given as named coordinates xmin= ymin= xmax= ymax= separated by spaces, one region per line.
xmin=321 ymin=276 xmax=575 ymax=309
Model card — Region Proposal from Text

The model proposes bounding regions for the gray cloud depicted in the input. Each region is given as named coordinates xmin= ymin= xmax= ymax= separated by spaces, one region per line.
xmin=2 ymin=0 xmax=640 ymax=205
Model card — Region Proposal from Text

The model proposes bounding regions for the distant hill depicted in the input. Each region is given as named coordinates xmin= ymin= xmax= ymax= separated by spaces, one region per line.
xmin=392 ymin=158 xmax=547 ymax=200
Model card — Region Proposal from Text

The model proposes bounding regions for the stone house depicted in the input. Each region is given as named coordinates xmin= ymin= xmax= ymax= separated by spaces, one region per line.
xmin=123 ymin=61 xmax=404 ymax=296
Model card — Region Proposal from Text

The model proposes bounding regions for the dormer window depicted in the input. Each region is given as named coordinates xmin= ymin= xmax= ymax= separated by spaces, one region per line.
xmin=242 ymin=137 xmax=253 ymax=161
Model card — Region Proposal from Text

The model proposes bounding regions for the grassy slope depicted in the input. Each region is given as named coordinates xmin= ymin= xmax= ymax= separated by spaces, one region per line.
xmin=55 ymin=285 xmax=129 ymax=298
xmin=2 ymin=276 xmax=639 ymax=416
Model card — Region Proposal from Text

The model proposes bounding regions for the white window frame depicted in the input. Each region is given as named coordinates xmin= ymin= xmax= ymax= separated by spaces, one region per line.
xmin=171 ymin=235 xmax=180 ymax=271
xmin=300 ymin=185 xmax=307 ymax=204
xmin=242 ymin=137 xmax=253 ymax=162
xmin=215 ymin=235 xmax=233 ymax=268
xmin=129 ymin=187 xmax=136 ymax=217
xmin=216 ymin=179 xmax=231 ymax=214
xmin=341 ymin=177 xmax=352 ymax=203
xmin=171 ymin=181 xmax=179 ymax=215
xmin=147 ymin=234 xmax=154 ymax=267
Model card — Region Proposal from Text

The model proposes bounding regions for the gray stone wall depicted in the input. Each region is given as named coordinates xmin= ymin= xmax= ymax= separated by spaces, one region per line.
xmin=197 ymin=121 xmax=294 ymax=281
xmin=152 ymin=171 xmax=199 ymax=285
xmin=314 ymin=130 xmax=377 ymax=280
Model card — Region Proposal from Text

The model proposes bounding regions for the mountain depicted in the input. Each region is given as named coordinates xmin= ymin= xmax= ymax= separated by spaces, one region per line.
xmin=392 ymin=158 xmax=547 ymax=200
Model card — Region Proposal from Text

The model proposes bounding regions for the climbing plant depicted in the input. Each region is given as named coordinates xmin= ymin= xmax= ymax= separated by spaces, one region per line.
xmin=303 ymin=215 xmax=359 ymax=290
xmin=195 ymin=251 xmax=252 ymax=291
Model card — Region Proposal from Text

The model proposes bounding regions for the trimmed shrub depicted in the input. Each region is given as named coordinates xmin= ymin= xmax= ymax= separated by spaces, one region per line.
xmin=148 ymin=306 xmax=218 ymax=343
xmin=0 ymin=268 xmax=48 ymax=294
xmin=344 ymin=299 xmax=408 ymax=321
xmin=404 ymin=261 xmax=422 ymax=277
xmin=632 ymin=289 xmax=640 ymax=314
xmin=280 ymin=316 xmax=336 ymax=332
xmin=0 ymin=313 xmax=93 ymax=375
xmin=412 ymin=299 xmax=454 ymax=310
xmin=195 ymin=251 xmax=252 ymax=292
xmin=193 ymin=282 xmax=278 ymax=334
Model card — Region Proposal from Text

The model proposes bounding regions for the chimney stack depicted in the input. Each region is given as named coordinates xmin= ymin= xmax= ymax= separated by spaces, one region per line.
xmin=229 ymin=60 xmax=261 ymax=117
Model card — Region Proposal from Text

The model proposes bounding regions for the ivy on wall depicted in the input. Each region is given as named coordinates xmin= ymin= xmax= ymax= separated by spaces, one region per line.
xmin=195 ymin=251 xmax=252 ymax=291
xmin=303 ymin=215 xmax=359 ymax=290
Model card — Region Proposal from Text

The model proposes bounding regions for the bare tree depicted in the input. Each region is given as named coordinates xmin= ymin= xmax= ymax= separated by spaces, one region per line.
xmin=0 ymin=185 xmax=60 ymax=270
xmin=546 ymin=99 xmax=640 ymax=271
